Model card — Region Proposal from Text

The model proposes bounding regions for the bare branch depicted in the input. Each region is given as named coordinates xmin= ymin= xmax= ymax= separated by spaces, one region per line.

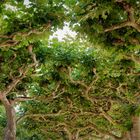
xmin=16 ymin=110 xmax=64 ymax=124
xmin=14 ymin=97 xmax=34 ymax=102
xmin=130 ymin=23 xmax=140 ymax=33
xmin=104 ymin=21 xmax=131 ymax=32
xmin=134 ymin=92 xmax=140 ymax=98
xmin=68 ymin=67 xmax=99 ymax=105
xmin=116 ymin=0 xmax=135 ymax=22
xmin=76 ymin=123 xmax=122 ymax=140
xmin=129 ymin=37 xmax=140 ymax=45
xmin=0 ymin=40 xmax=19 ymax=48
xmin=85 ymin=76 xmax=98 ymax=96
xmin=3 ymin=78 xmax=23 ymax=96
xmin=82 ymin=76 xmax=98 ymax=104
xmin=105 ymin=1 xmax=140 ymax=33
xmin=115 ymin=0 xmax=124 ymax=2
xmin=128 ymin=72 xmax=140 ymax=76
xmin=27 ymin=45 xmax=38 ymax=66
xmin=0 ymin=35 xmax=13 ymax=39
xmin=55 ymin=122 xmax=73 ymax=140
xmin=52 ymin=81 xmax=61 ymax=97
xmin=123 ymin=55 xmax=140 ymax=64
xmin=66 ymin=97 xmax=73 ymax=109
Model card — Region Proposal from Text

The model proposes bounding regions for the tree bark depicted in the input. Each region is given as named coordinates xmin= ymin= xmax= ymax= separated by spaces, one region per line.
xmin=121 ymin=116 xmax=140 ymax=140
xmin=129 ymin=116 xmax=140 ymax=140
xmin=1 ymin=96 xmax=16 ymax=140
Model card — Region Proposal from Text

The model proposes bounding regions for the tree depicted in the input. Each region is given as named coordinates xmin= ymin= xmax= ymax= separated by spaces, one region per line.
xmin=15 ymin=39 xmax=139 ymax=140
xmin=0 ymin=0 xmax=140 ymax=140
xmin=70 ymin=0 xmax=140 ymax=139
xmin=0 ymin=0 xmax=65 ymax=139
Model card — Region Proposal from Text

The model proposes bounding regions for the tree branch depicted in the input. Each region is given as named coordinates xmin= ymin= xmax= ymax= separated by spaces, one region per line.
xmin=63 ymin=127 xmax=72 ymax=140
xmin=100 ymin=110 xmax=118 ymax=126
xmin=14 ymin=97 xmax=34 ymax=102
xmin=76 ymin=123 xmax=122 ymax=140
xmin=105 ymin=1 xmax=140 ymax=33
xmin=68 ymin=67 xmax=88 ymax=88
xmin=16 ymin=110 xmax=64 ymax=124
xmin=56 ymin=122 xmax=73 ymax=140
xmin=0 ymin=35 xmax=13 ymax=39
xmin=52 ymin=81 xmax=61 ymax=97
xmin=123 ymin=55 xmax=140 ymax=64
xmin=104 ymin=21 xmax=131 ymax=32
xmin=27 ymin=45 xmax=38 ymax=66
xmin=0 ymin=40 xmax=19 ymax=48
xmin=2 ymin=64 xmax=34 ymax=96
xmin=0 ymin=22 xmax=51 ymax=48
xmin=105 ymin=22 xmax=140 ymax=33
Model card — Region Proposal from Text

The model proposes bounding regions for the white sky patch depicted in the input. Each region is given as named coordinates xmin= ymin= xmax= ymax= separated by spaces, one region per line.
xmin=5 ymin=4 xmax=17 ymax=11
xmin=24 ymin=0 xmax=31 ymax=7
xmin=50 ymin=25 xmax=77 ymax=41
xmin=23 ymin=0 xmax=76 ymax=41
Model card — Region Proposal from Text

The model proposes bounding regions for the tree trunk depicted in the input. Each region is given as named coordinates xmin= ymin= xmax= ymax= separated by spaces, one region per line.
xmin=129 ymin=116 xmax=140 ymax=140
xmin=121 ymin=116 xmax=140 ymax=140
xmin=1 ymin=97 xmax=16 ymax=140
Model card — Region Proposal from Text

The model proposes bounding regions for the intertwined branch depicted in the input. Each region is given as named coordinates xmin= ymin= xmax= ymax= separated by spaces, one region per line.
xmin=1 ymin=64 xmax=34 ymax=96
xmin=0 ymin=23 xmax=51 ymax=48
xmin=105 ymin=1 xmax=140 ymax=33
xmin=67 ymin=66 xmax=121 ymax=131
xmin=16 ymin=110 xmax=64 ymax=124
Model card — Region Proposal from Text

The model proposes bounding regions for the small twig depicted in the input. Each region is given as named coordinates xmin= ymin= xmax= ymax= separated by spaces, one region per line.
xmin=0 ymin=35 xmax=13 ymax=39
xmin=85 ymin=76 xmax=98 ymax=95
xmin=66 ymin=97 xmax=73 ymax=109
xmin=52 ymin=81 xmax=61 ymax=97
xmin=9 ymin=53 xmax=17 ymax=63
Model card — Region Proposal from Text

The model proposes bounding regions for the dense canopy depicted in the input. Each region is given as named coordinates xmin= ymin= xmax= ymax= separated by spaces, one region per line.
xmin=0 ymin=0 xmax=140 ymax=140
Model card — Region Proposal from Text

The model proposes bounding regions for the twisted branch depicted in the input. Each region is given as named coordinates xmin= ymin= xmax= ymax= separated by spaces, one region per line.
xmin=76 ymin=123 xmax=122 ymax=140
xmin=16 ymin=110 xmax=64 ymax=124
xmin=100 ymin=110 xmax=118 ymax=126
xmin=105 ymin=1 xmax=140 ymax=33
xmin=14 ymin=97 xmax=34 ymax=102
xmin=68 ymin=67 xmax=88 ymax=88
xmin=1 ymin=64 xmax=34 ymax=96
xmin=0 ymin=22 xmax=51 ymax=48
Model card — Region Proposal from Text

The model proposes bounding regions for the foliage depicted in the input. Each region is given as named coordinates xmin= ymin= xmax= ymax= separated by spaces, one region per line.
xmin=72 ymin=0 xmax=140 ymax=48
xmin=15 ymin=40 xmax=140 ymax=139
xmin=0 ymin=0 xmax=140 ymax=140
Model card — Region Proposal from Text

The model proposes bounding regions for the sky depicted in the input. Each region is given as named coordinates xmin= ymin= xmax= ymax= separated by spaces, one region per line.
xmin=50 ymin=24 xmax=77 ymax=41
